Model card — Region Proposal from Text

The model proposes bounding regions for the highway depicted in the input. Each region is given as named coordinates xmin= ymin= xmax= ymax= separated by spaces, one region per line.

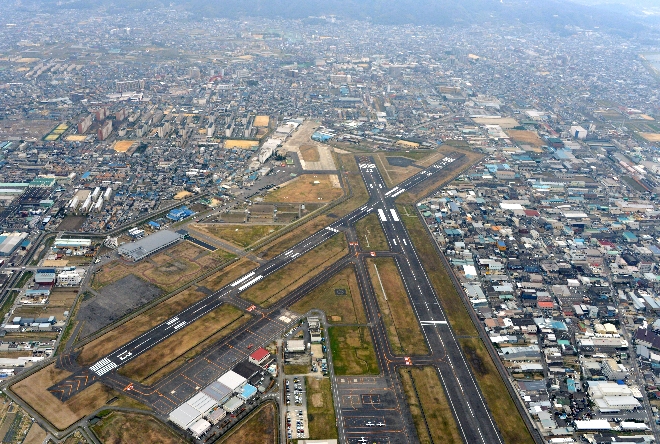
xmin=46 ymin=153 xmax=506 ymax=444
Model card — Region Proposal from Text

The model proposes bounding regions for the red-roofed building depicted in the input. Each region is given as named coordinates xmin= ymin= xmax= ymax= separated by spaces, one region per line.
xmin=524 ymin=209 xmax=540 ymax=217
xmin=249 ymin=347 xmax=270 ymax=366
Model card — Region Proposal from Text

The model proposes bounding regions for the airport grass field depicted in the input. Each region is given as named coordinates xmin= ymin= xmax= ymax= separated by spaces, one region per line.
xmin=367 ymin=257 xmax=429 ymax=356
xmin=78 ymin=258 xmax=256 ymax=366
xmin=243 ymin=233 xmax=348 ymax=307
xmin=355 ymin=212 xmax=389 ymax=251
xmin=305 ymin=376 xmax=338 ymax=439
xmin=290 ymin=264 xmax=366 ymax=324
xmin=219 ymin=401 xmax=278 ymax=444
xmin=119 ymin=304 xmax=248 ymax=383
xmin=263 ymin=174 xmax=343 ymax=203
xmin=191 ymin=223 xmax=281 ymax=248
xmin=328 ymin=326 xmax=379 ymax=375
xmin=90 ymin=241 xmax=235 ymax=293
xmin=91 ymin=411 xmax=185 ymax=444
xmin=399 ymin=367 xmax=462 ymax=444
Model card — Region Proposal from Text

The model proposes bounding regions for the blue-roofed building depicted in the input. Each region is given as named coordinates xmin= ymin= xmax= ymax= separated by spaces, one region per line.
xmin=81 ymin=172 xmax=91 ymax=180
xmin=148 ymin=221 xmax=161 ymax=230
xmin=167 ymin=206 xmax=195 ymax=222
xmin=238 ymin=384 xmax=258 ymax=400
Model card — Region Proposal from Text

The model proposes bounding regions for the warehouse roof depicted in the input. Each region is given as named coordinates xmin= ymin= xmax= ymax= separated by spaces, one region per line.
xmin=169 ymin=403 xmax=201 ymax=429
xmin=117 ymin=230 xmax=182 ymax=261
xmin=186 ymin=392 xmax=217 ymax=414
xmin=218 ymin=370 xmax=246 ymax=391
xmin=203 ymin=381 xmax=233 ymax=402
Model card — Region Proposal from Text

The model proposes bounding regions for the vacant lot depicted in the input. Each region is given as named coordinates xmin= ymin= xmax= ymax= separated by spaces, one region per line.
xmin=460 ymin=338 xmax=533 ymax=444
xmin=306 ymin=376 xmax=337 ymax=439
xmin=57 ymin=216 xmax=86 ymax=231
xmin=11 ymin=364 xmax=116 ymax=430
xmin=78 ymin=259 xmax=255 ymax=366
xmin=90 ymin=241 xmax=233 ymax=293
xmin=264 ymin=174 xmax=343 ymax=203
xmin=92 ymin=411 xmax=185 ymax=444
xmin=472 ymin=117 xmax=520 ymax=129
xmin=290 ymin=265 xmax=366 ymax=324
xmin=119 ymin=304 xmax=247 ymax=383
xmin=355 ymin=213 xmax=389 ymax=251
xmin=243 ymin=233 xmax=348 ymax=308
xmin=78 ymin=275 xmax=163 ymax=338
xmin=328 ymin=326 xmax=379 ymax=375
xmin=13 ymin=287 xmax=78 ymax=324
xmin=399 ymin=367 xmax=462 ymax=444
xmin=192 ymin=223 xmax=280 ymax=248
xmin=640 ymin=132 xmax=660 ymax=142
xmin=220 ymin=402 xmax=277 ymax=444
xmin=506 ymin=130 xmax=545 ymax=147
xmin=367 ymin=258 xmax=428 ymax=356
xmin=300 ymin=144 xmax=320 ymax=162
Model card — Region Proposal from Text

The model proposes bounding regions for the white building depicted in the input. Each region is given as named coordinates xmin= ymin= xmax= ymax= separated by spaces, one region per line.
xmin=588 ymin=381 xmax=641 ymax=411
xmin=601 ymin=358 xmax=629 ymax=381
xmin=57 ymin=270 xmax=83 ymax=287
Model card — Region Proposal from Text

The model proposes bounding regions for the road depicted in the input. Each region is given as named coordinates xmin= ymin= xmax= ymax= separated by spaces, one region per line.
xmin=42 ymin=153 xmax=507 ymax=444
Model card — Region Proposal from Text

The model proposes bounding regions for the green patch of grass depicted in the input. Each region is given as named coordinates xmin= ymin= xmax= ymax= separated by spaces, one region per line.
xmin=16 ymin=271 xmax=33 ymax=289
xmin=328 ymin=326 xmax=379 ymax=375
xmin=355 ymin=213 xmax=389 ymax=251
xmin=306 ymin=376 xmax=338 ymax=439
xmin=284 ymin=364 xmax=310 ymax=375
xmin=0 ymin=291 xmax=19 ymax=323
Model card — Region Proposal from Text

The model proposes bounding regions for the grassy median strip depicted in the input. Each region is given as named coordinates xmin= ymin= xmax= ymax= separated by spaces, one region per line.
xmin=192 ymin=224 xmax=281 ymax=249
xmin=460 ymin=337 xmax=534 ymax=444
xmin=77 ymin=258 xmax=256 ymax=366
xmin=367 ymin=257 xmax=428 ymax=356
xmin=243 ymin=233 xmax=348 ymax=308
xmin=355 ymin=212 xmax=389 ymax=251
xmin=290 ymin=264 xmax=366 ymax=324
xmin=219 ymin=401 xmax=278 ymax=444
xmin=328 ymin=326 xmax=379 ymax=375
xmin=399 ymin=367 xmax=462 ymax=444
xmin=119 ymin=304 xmax=248 ymax=383
xmin=399 ymin=203 xmax=533 ymax=444
xmin=306 ymin=376 xmax=338 ymax=439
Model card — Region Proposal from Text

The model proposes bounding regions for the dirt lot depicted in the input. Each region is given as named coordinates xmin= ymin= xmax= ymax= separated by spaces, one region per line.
xmin=243 ymin=233 xmax=348 ymax=307
xmin=77 ymin=275 xmax=163 ymax=338
xmin=263 ymin=174 xmax=343 ymax=203
xmin=192 ymin=223 xmax=281 ymax=248
xmin=13 ymin=288 xmax=77 ymax=323
xmin=290 ymin=265 xmax=366 ymax=324
xmin=23 ymin=422 xmax=48 ymax=444
xmin=0 ymin=119 xmax=54 ymax=139
xmin=300 ymin=145 xmax=320 ymax=162
xmin=367 ymin=257 xmax=428 ymax=355
xmin=78 ymin=259 xmax=256 ymax=366
xmin=90 ymin=241 xmax=230 ymax=293
xmin=640 ymin=132 xmax=660 ymax=142
xmin=57 ymin=216 xmax=87 ymax=231
xmin=220 ymin=401 xmax=277 ymax=444
xmin=119 ymin=304 xmax=246 ymax=382
xmin=506 ymin=129 xmax=545 ymax=147
xmin=92 ymin=411 xmax=185 ymax=444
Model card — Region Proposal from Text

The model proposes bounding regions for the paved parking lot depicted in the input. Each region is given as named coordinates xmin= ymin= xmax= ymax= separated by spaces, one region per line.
xmin=284 ymin=375 xmax=309 ymax=440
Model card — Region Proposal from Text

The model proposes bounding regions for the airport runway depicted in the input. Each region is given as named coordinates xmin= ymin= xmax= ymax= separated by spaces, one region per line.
xmin=48 ymin=153 xmax=504 ymax=444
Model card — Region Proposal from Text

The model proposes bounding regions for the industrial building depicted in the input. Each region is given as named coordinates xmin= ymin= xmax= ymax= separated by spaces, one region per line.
xmin=117 ymin=230 xmax=182 ymax=261
xmin=53 ymin=238 xmax=91 ymax=250
xmin=57 ymin=269 xmax=84 ymax=286
xmin=248 ymin=347 xmax=270 ymax=366
xmin=0 ymin=232 xmax=28 ymax=256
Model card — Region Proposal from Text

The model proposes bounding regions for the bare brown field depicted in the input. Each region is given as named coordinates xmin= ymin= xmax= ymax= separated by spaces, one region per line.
xmin=506 ymin=130 xmax=545 ymax=147
xmin=263 ymin=174 xmax=343 ymax=203
xmin=219 ymin=402 xmax=277 ymax=444
xmin=640 ymin=132 xmax=660 ymax=142
xmin=92 ymin=411 xmax=185 ymax=444
xmin=198 ymin=258 xmax=258 ymax=291
xmin=299 ymin=144 xmax=320 ymax=162
xmin=90 ymin=241 xmax=231 ymax=293
xmin=12 ymin=364 xmax=114 ymax=430
xmin=367 ymin=258 xmax=428 ymax=355
xmin=119 ymin=304 xmax=246 ymax=382
xmin=355 ymin=213 xmax=389 ymax=251
xmin=244 ymin=233 xmax=348 ymax=307
xmin=290 ymin=265 xmax=366 ymax=324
